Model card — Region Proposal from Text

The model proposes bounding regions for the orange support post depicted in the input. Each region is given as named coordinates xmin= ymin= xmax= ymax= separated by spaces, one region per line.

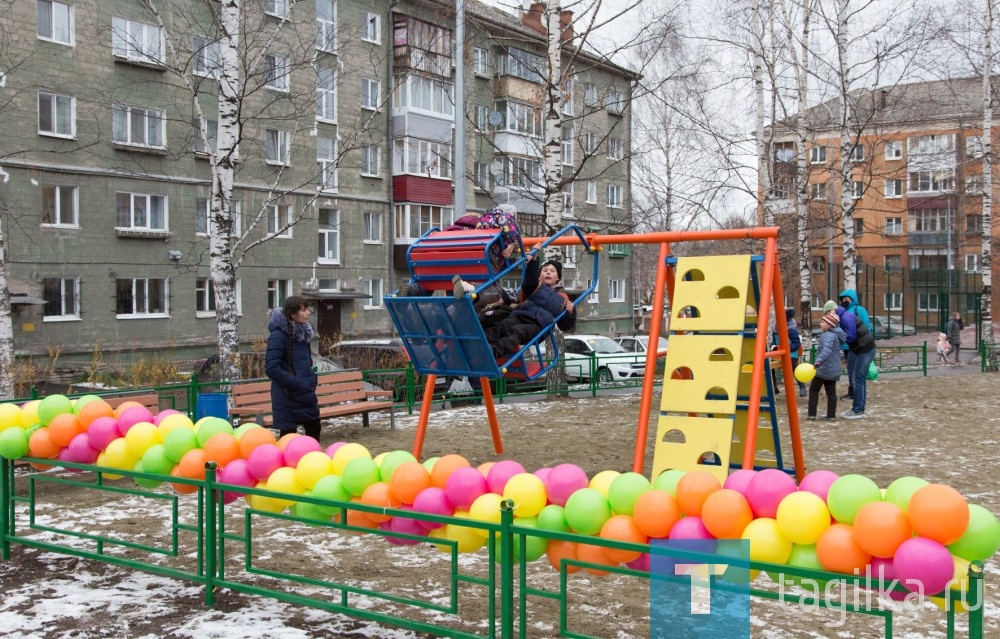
xmin=411 ymin=374 xmax=439 ymax=460
xmin=480 ymin=377 xmax=504 ymax=454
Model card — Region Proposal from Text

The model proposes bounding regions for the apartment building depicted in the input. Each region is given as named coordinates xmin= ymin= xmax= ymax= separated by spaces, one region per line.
xmin=1 ymin=0 xmax=636 ymax=369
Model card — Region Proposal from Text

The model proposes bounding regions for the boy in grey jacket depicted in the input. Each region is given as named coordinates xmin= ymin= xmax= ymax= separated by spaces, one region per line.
xmin=807 ymin=310 xmax=848 ymax=420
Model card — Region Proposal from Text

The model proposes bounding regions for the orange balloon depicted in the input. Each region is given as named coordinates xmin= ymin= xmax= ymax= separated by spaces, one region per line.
xmin=907 ymin=484 xmax=970 ymax=545
xmin=30 ymin=462 xmax=54 ymax=471
xmin=170 ymin=465 xmax=199 ymax=494
xmin=360 ymin=482 xmax=401 ymax=523
xmin=632 ymin=490 xmax=682 ymax=539
xmin=701 ymin=489 xmax=754 ymax=539
xmin=675 ymin=471 xmax=722 ymax=517
xmin=47 ymin=412 xmax=83 ymax=448
xmin=600 ymin=515 xmax=648 ymax=564
xmin=577 ymin=541 xmax=616 ymax=576
xmin=547 ymin=540 xmax=581 ymax=573
xmin=389 ymin=461 xmax=432 ymax=505
xmin=346 ymin=497 xmax=380 ymax=531
xmin=276 ymin=433 xmax=300 ymax=450
xmin=77 ymin=400 xmax=114 ymax=429
xmin=178 ymin=448 xmax=208 ymax=481
xmin=853 ymin=501 xmax=912 ymax=558
xmin=238 ymin=427 xmax=277 ymax=459
xmin=203 ymin=432 xmax=241 ymax=467
xmin=477 ymin=461 xmax=496 ymax=478
xmin=28 ymin=427 xmax=62 ymax=459
xmin=429 ymin=454 xmax=471 ymax=489
xmin=113 ymin=401 xmax=143 ymax=419
xmin=816 ymin=523 xmax=872 ymax=574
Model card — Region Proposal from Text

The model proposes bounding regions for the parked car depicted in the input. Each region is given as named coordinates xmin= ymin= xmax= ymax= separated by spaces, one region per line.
xmin=559 ymin=334 xmax=646 ymax=383
xmin=194 ymin=353 xmax=348 ymax=382
xmin=873 ymin=316 xmax=916 ymax=337
xmin=613 ymin=335 xmax=668 ymax=358
xmin=810 ymin=315 xmax=893 ymax=340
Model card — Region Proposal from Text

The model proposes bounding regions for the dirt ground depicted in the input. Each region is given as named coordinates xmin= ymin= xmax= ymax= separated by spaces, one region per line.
xmin=1 ymin=342 xmax=998 ymax=638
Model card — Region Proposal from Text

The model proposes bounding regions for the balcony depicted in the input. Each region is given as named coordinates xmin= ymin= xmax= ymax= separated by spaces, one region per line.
xmin=907 ymin=232 xmax=947 ymax=246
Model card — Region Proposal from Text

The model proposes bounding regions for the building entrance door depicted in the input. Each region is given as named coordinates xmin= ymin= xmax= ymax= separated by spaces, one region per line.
xmin=315 ymin=300 xmax=341 ymax=354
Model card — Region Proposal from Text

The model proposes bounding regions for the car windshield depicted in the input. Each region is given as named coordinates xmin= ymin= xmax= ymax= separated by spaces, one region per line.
xmin=589 ymin=337 xmax=627 ymax=353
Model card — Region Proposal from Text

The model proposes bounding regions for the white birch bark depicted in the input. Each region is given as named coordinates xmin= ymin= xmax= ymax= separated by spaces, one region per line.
xmin=0 ymin=213 xmax=12 ymax=399
xmin=543 ymin=2 xmax=564 ymax=233
xmin=835 ymin=0 xmax=856 ymax=292
xmin=754 ymin=0 xmax=772 ymax=227
xmin=983 ymin=0 xmax=995 ymax=348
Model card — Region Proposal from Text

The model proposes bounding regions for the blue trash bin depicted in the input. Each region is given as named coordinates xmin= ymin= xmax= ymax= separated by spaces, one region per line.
xmin=196 ymin=393 xmax=230 ymax=421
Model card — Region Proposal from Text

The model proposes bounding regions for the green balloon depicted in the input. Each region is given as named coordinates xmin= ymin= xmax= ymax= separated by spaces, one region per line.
xmin=883 ymin=476 xmax=929 ymax=513
xmin=312 ymin=474 xmax=352 ymax=516
xmin=293 ymin=496 xmax=334 ymax=525
xmin=37 ymin=394 xmax=73 ymax=426
xmin=607 ymin=472 xmax=652 ymax=516
xmin=512 ymin=517 xmax=549 ymax=563
xmin=826 ymin=474 xmax=882 ymax=524
xmin=380 ymin=450 xmax=418 ymax=483
xmin=0 ymin=426 xmax=29 ymax=460
xmin=652 ymin=469 xmax=686 ymax=497
xmin=72 ymin=395 xmax=103 ymax=415
xmin=342 ymin=457 xmax=381 ymax=497
xmin=422 ymin=456 xmax=439 ymax=474
xmin=132 ymin=461 xmax=164 ymax=489
xmin=234 ymin=423 xmax=261 ymax=441
xmin=564 ymin=488 xmax=611 ymax=536
xmin=141 ymin=444 xmax=175 ymax=476
xmin=537 ymin=504 xmax=570 ymax=533
xmin=196 ymin=418 xmax=234 ymax=448
xmin=770 ymin=543 xmax=826 ymax=590
xmin=25 ymin=423 xmax=45 ymax=438
xmin=948 ymin=504 xmax=1000 ymax=562
xmin=163 ymin=428 xmax=199 ymax=463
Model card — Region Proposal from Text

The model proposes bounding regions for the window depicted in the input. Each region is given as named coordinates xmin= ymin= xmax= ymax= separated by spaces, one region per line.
xmin=562 ymin=77 xmax=574 ymax=115
xmin=316 ymin=0 xmax=336 ymax=52
xmin=584 ymin=132 xmax=597 ymax=154
xmin=966 ymin=214 xmax=983 ymax=234
xmin=316 ymin=67 xmax=337 ymax=121
xmin=472 ymin=47 xmax=489 ymax=75
xmin=38 ymin=91 xmax=75 ymax=137
xmin=885 ymin=217 xmax=902 ymax=235
xmin=264 ymin=53 xmax=289 ymax=91
xmin=363 ymin=278 xmax=383 ymax=309
xmin=111 ymin=17 xmax=163 ymax=64
xmin=606 ymin=90 xmax=623 ymax=114
xmin=192 ymin=35 xmax=221 ymax=78
xmin=473 ymin=162 xmax=489 ymax=190
xmin=391 ymin=75 xmax=454 ymax=117
xmin=584 ymin=83 xmax=597 ymax=107
xmin=852 ymin=181 xmax=864 ymax=199
xmin=908 ymin=169 xmax=955 ymax=193
xmin=195 ymin=198 xmax=240 ymax=236
xmin=37 ymin=0 xmax=73 ymax=44
xmin=884 ymin=255 xmax=902 ymax=273
xmin=318 ymin=208 xmax=340 ymax=262
xmin=607 ymin=137 xmax=623 ymax=161
xmin=267 ymin=279 xmax=292 ymax=309
xmin=966 ymin=253 xmax=980 ymax=272
xmin=43 ymin=277 xmax=79 ymax=320
xmin=267 ymin=203 xmax=292 ymax=237
xmin=810 ymin=256 xmax=825 ymax=273
xmin=42 ymin=185 xmax=77 ymax=226
xmin=317 ymin=136 xmax=338 ymax=191
xmin=966 ymin=175 xmax=983 ymax=195
xmin=911 ymin=209 xmax=948 ymax=232
xmin=495 ymin=99 xmax=541 ymax=137
xmin=116 ymin=192 xmax=167 ymax=231
xmin=562 ymin=124 xmax=574 ymax=165
xmin=116 ymin=278 xmax=168 ymax=317
xmin=361 ymin=145 xmax=379 ymax=176
xmin=809 ymin=146 xmax=827 ymax=164
xmin=809 ymin=182 xmax=827 ymax=200
xmin=562 ymin=182 xmax=574 ymax=217
xmin=908 ymin=133 xmax=955 ymax=156
xmin=772 ymin=142 xmax=795 ymax=162
xmin=586 ymin=180 xmax=597 ymax=204
xmin=112 ymin=104 xmax=165 ymax=148
xmin=917 ymin=292 xmax=940 ymax=312
xmin=318 ymin=278 xmax=339 ymax=292
xmin=392 ymin=138 xmax=452 ymax=179
xmin=362 ymin=12 xmax=380 ymax=43
xmin=393 ymin=203 xmax=454 ymax=241
xmin=194 ymin=118 xmax=218 ymax=154
xmin=884 ymin=292 xmax=902 ymax=310
xmin=885 ymin=140 xmax=902 ymax=160
xmin=363 ymin=211 xmax=381 ymax=243
xmin=196 ymin=278 xmax=216 ymax=314
xmin=853 ymin=217 xmax=864 ymax=236
xmin=498 ymin=47 xmax=545 ymax=83
xmin=361 ymin=77 xmax=379 ymax=110
xmin=966 ymin=135 xmax=985 ymax=158
xmin=607 ymin=183 xmax=623 ymax=208
xmin=264 ymin=0 xmax=286 ymax=18
xmin=849 ymin=144 xmax=865 ymax=162
xmin=586 ymin=279 xmax=599 ymax=303
xmin=265 ymin=128 xmax=290 ymax=164
xmin=884 ymin=178 xmax=903 ymax=198
xmin=563 ymin=245 xmax=578 ymax=269
xmin=473 ymin=104 xmax=489 ymax=131
xmin=496 ymin=156 xmax=541 ymax=190
xmin=609 ymin=278 xmax=625 ymax=302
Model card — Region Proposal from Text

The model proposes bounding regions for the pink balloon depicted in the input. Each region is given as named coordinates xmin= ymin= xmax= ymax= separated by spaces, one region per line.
xmin=381 ymin=506 xmax=426 ymax=545
xmin=798 ymin=470 xmax=841 ymax=502
xmin=66 ymin=432 xmax=100 ymax=465
xmin=152 ymin=409 xmax=182 ymax=426
xmin=626 ymin=553 xmax=650 ymax=572
xmin=668 ymin=516 xmax=714 ymax=540
xmin=412 ymin=487 xmax=454 ymax=529
xmin=869 ymin=557 xmax=907 ymax=601
xmin=57 ymin=448 xmax=84 ymax=472
xmin=87 ymin=417 xmax=122 ymax=452
xmin=533 ymin=467 xmax=552 ymax=483
xmin=544 ymin=463 xmax=589 ymax=507
xmin=445 ymin=467 xmax=488 ymax=511
xmin=325 ymin=442 xmax=347 ymax=457
xmin=117 ymin=406 xmax=154 ymax=436
xmin=893 ymin=537 xmax=954 ymax=596
xmin=745 ymin=469 xmax=798 ymax=518
xmin=723 ymin=469 xmax=757 ymax=495
xmin=283 ymin=436 xmax=322 ymax=467
xmin=486 ymin=460 xmax=526 ymax=494
xmin=246 ymin=444 xmax=285 ymax=482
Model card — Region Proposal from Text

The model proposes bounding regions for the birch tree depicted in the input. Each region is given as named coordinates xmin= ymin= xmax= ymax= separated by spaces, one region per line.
xmin=982 ymin=0 xmax=995 ymax=349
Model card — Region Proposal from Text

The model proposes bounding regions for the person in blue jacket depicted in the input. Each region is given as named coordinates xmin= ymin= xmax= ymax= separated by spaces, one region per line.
xmin=772 ymin=308 xmax=805 ymax=397
xmin=836 ymin=289 xmax=877 ymax=419
xmin=265 ymin=296 xmax=320 ymax=440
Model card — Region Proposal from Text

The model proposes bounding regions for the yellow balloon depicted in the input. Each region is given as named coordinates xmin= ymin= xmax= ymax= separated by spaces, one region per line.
xmin=157 ymin=413 xmax=195 ymax=438
xmin=96 ymin=452 xmax=122 ymax=481
xmin=932 ymin=556 xmax=972 ymax=614
xmin=19 ymin=401 xmax=41 ymax=429
xmin=503 ymin=473 xmax=547 ymax=518
xmin=332 ymin=443 xmax=372 ymax=475
xmin=248 ymin=481 xmax=289 ymax=513
xmin=295 ymin=451 xmax=334 ymax=489
xmin=742 ymin=517 xmax=793 ymax=565
xmin=776 ymin=491 xmax=831 ymax=545
xmin=373 ymin=451 xmax=389 ymax=467
xmin=589 ymin=470 xmax=621 ymax=498
xmin=103 ymin=438 xmax=138 ymax=479
xmin=0 ymin=403 xmax=23 ymax=431
xmin=794 ymin=363 xmax=816 ymax=383
xmin=446 ymin=511 xmax=486 ymax=553
xmin=124 ymin=422 xmax=162 ymax=458
xmin=468 ymin=493 xmax=504 ymax=539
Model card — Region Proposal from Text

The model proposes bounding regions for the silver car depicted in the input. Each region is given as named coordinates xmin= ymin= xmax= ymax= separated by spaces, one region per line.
xmin=560 ymin=335 xmax=646 ymax=383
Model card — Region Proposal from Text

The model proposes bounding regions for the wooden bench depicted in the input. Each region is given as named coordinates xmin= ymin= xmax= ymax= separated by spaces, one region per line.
xmin=229 ymin=370 xmax=395 ymax=429
xmin=103 ymin=393 xmax=161 ymax=413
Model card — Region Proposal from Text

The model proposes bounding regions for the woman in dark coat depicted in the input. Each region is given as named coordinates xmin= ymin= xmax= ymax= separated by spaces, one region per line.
xmin=265 ymin=296 xmax=320 ymax=440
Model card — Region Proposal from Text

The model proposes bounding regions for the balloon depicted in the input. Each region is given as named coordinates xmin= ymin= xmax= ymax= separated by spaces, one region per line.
xmin=476 ymin=462 xmax=496 ymax=479
xmin=797 ymin=470 xmax=840 ymax=502
xmin=544 ymin=463 xmax=589 ymax=507
xmin=429 ymin=454 xmax=470 ymax=489
xmin=76 ymin=399 xmax=114 ymax=430
xmin=246 ymin=444 xmax=285 ymax=482
xmin=238 ymin=427 xmax=277 ymax=459
xmin=246 ymin=481 xmax=286 ymax=512
xmin=132 ymin=460 xmax=164 ymax=489
xmin=47 ymin=412 xmax=82 ymax=448
xmin=439 ymin=512 xmax=485 ymax=553
xmin=152 ymin=409 xmax=182 ymax=426
xmin=775 ymin=491 xmax=831 ymax=545
xmin=485 ymin=459 xmax=526 ymax=494
xmin=157 ymin=413 xmax=195 ymax=438
xmin=140 ymin=443 xmax=175 ymax=476
xmin=607 ymin=472 xmax=652 ymax=516
xmin=742 ymin=518 xmax=793 ymax=565
xmin=852 ymin=501 xmax=912 ymax=558
xmin=882 ymin=476 xmax=929 ymax=512
xmin=325 ymin=441 xmax=348 ymax=458
xmin=444 ymin=467 xmax=488 ymax=511
xmin=123 ymin=422 xmax=161 ymax=458
xmin=359 ymin=482 xmax=400 ymax=523
xmin=722 ymin=469 xmax=757 ymax=495
xmin=381 ymin=507 xmax=426 ymax=545
xmin=589 ymin=470 xmax=620 ymax=498
xmin=86 ymin=416 xmax=122 ymax=452
xmin=218 ymin=459 xmax=257 ymax=500
xmin=775 ymin=544 xmax=825 ymax=590
xmin=745 ymin=468 xmax=797 ymax=519
xmin=19 ymin=401 xmax=41 ymax=429
xmin=947 ymin=504 xmax=1000 ymax=562
xmin=0 ymin=427 xmax=29 ymax=460
xmin=675 ymin=471 xmax=722 ymax=517
xmin=388 ymin=461 xmax=431 ymax=505
xmin=793 ymin=363 xmax=815 ymax=383
xmin=295 ymin=451 xmax=334 ymax=490
xmin=536 ymin=504 xmax=570 ymax=533
xmin=502 ymin=473 xmax=547 ymax=518
xmin=378 ymin=450 xmax=418 ymax=484
xmin=632 ymin=489 xmax=681 ymax=539
xmin=533 ymin=467 xmax=552 ymax=484
xmin=411 ymin=486 xmax=453 ymax=529
xmin=816 ymin=523 xmax=871 ymax=575
xmin=117 ymin=406 xmax=155 ymax=436
xmin=103 ymin=437 xmax=138 ymax=471
xmin=907 ymin=484 xmax=970 ymax=545
xmin=702 ymin=489 xmax=754 ymax=540
xmin=564 ymin=488 xmax=612 ymax=536
xmin=203 ymin=432 xmax=241 ymax=468
xmin=468 ymin=492 xmax=504 ymax=538
xmin=265 ymin=467 xmax=305 ymax=507
xmin=37 ymin=394 xmax=73 ymax=426
xmin=163 ymin=427 xmax=200 ymax=463
xmin=0 ymin=403 xmax=23 ymax=431
xmin=669 ymin=516 xmax=713 ymax=541
xmin=600 ymin=515 xmax=648 ymax=563
xmin=176 ymin=448 xmax=208 ymax=482
xmin=511 ymin=517 xmax=549 ymax=563
xmin=893 ymin=537 xmax=954 ymax=596
xmin=196 ymin=417 xmax=234 ymax=448
xmin=578 ymin=541 xmax=617 ymax=576
xmin=652 ymin=468 xmax=685 ymax=496
xmin=868 ymin=557 xmax=907 ymax=601
xmin=28 ymin=427 xmax=62 ymax=459
xmin=547 ymin=540 xmax=581 ymax=574
xmin=826 ymin=474 xmax=882 ymax=524
xmin=282 ymin=435 xmax=322 ymax=468
xmin=341 ymin=456 xmax=382 ymax=497
xmin=311 ymin=474 xmax=352 ymax=516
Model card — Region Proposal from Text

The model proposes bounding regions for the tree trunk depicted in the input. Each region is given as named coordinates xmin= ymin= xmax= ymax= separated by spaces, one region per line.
xmin=0 ymin=215 xmax=13 ymax=399
xmin=983 ymin=0 xmax=995 ymax=353
xmin=836 ymin=0 xmax=856 ymax=292
xmin=543 ymin=2 xmax=564 ymax=232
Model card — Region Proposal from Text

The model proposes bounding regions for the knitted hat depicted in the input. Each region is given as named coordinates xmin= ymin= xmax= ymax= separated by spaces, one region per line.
xmin=822 ymin=300 xmax=838 ymax=313
xmin=541 ymin=259 xmax=563 ymax=281
xmin=821 ymin=311 xmax=840 ymax=327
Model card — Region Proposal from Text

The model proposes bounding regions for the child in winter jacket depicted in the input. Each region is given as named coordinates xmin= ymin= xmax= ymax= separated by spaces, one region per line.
xmin=807 ymin=310 xmax=847 ymax=420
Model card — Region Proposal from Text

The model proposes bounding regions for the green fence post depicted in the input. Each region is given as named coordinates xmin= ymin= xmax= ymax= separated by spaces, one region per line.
xmin=204 ymin=461 xmax=218 ymax=606
xmin=499 ymin=499 xmax=514 ymax=639
xmin=0 ymin=457 xmax=9 ymax=561
xmin=921 ymin=342 xmax=927 ymax=376
xmin=969 ymin=562 xmax=984 ymax=639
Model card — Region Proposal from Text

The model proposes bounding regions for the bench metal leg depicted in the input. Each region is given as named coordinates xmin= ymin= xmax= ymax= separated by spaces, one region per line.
xmin=362 ymin=412 xmax=370 ymax=428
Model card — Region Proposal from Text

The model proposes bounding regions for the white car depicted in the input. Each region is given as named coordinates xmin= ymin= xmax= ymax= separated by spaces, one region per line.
xmin=613 ymin=335 xmax=668 ymax=358
xmin=560 ymin=334 xmax=646 ymax=383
